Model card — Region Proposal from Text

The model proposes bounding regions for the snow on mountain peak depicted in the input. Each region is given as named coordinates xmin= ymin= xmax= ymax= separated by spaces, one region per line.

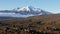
xmin=20 ymin=6 xmax=30 ymax=11
xmin=13 ymin=6 xmax=51 ymax=15
xmin=14 ymin=6 xmax=31 ymax=11
xmin=14 ymin=6 xmax=42 ymax=12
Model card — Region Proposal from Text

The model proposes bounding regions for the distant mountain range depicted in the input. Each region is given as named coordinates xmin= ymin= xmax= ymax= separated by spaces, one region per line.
xmin=0 ymin=6 xmax=51 ymax=18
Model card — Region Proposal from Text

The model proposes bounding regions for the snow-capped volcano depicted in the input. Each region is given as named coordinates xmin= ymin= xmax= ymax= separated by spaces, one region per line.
xmin=13 ymin=6 xmax=51 ymax=15
xmin=0 ymin=6 xmax=51 ymax=18
xmin=14 ymin=6 xmax=41 ymax=12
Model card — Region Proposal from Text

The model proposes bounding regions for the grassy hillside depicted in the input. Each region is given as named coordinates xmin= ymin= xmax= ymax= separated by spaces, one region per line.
xmin=0 ymin=14 xmax=60 ymax=34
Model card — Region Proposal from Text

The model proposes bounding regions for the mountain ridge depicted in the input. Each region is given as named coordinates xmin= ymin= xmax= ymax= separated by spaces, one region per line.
xmin=0 ymin=6 xmax=52 ymax=18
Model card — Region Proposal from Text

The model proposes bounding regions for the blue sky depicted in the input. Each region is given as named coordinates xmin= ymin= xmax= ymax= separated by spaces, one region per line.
xmin=0 ymin=0 xmax=60 ymax=13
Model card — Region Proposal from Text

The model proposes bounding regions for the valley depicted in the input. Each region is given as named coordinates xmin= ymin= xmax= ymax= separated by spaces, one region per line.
xmin=0 ymin=14 xmax=60 ymax=34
